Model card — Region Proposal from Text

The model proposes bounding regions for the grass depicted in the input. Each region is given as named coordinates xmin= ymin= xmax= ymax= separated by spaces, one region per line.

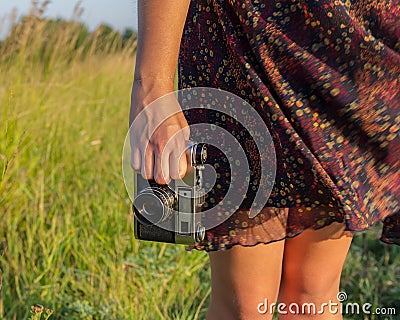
xmin=0 ymin=3 xmax=399 ymax=320
xmin=0 ymin=5 xmax=210 ymax=319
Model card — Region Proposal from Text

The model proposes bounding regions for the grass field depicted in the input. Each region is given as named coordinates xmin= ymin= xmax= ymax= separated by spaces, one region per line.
xmin=0 ymin=6 xmax=399 ymax=320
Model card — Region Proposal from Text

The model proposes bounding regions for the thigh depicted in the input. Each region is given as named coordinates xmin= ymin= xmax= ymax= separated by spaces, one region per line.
xmin=279 ymin=215 xmax=354 ymax=302
xmin=207 ymin=235 xmax=286 ymax=320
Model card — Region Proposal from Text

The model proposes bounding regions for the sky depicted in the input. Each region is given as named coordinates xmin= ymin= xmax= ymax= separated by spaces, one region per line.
xmin=0 ymin=0 xmax=139 ymax=37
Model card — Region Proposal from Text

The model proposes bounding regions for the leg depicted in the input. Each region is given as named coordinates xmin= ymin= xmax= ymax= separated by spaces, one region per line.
xmin=279 ymin=215 xmax=354 ymax=319
xmin=206 ymin=238 xmax=285 ymax=320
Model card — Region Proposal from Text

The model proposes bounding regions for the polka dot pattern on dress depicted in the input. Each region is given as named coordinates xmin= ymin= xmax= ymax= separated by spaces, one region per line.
xmin=178 ymin=0 xmax=400 ymax=251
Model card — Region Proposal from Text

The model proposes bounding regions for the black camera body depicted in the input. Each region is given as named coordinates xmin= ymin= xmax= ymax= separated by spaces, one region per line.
xmin=133 ymin=143 xmax=207 ymax=245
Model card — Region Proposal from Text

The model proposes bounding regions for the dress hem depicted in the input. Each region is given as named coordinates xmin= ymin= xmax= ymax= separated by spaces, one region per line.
xmin=187 ymin=218 xmax=399 ymax=252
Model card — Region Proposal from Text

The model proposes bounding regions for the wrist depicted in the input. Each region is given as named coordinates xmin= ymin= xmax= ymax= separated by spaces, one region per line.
xmin=133 ymin=78 xmax=175 ymax=93
xmin=131 ymin=78 xmax=175 ymax=106
xmin=133 ymin=73 xmax=175 ymax=93
xmin=134 ymin=73 xmax=175 ymax=82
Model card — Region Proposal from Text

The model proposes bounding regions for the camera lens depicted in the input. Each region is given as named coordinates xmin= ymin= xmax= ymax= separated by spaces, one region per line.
xmin=133 ymin=187 xmax=175 ymax=225
xmin=142 ymin=202 xmax=161 ymax=216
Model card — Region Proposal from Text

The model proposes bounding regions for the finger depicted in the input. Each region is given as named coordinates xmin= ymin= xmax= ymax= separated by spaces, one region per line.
xmin=181 ymin=123 xmax=190 ymax=141
xmin=154 ymin=143 xmax=171 ymax=184
xmin=141 ymin=143 xmax=155 ymax=180
xmin=164 ymin=128 xmax=187 ymax=180
xmin=170 ymin=144 xmax=188 ymax=180
xmin=131 ymin=147 xmax=141 ymax=172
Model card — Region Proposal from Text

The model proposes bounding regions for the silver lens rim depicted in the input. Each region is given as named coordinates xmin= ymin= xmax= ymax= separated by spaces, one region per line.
xmin=133 ymin=187 xmax=175 ymax=224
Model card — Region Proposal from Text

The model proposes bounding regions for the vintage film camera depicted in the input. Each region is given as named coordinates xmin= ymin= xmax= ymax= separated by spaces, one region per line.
xmin=133 ymin=142 xmax=207 ymax=245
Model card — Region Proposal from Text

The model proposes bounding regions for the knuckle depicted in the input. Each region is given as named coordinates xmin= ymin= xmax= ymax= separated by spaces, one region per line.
xmin=155 ymin=143 xmax=167 ymax=154
xmin=141 ymin=140 xmax=152 ymax=152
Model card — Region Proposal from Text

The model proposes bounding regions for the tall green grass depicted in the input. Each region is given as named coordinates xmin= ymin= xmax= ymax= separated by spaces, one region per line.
xmin=0 ymin=5 xmax=210 ymax=319
xmin=0 ymin=3 xmax=399 ymax=320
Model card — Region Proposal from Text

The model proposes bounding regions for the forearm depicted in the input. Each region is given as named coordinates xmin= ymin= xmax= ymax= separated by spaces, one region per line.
xmin=134 ymin=0 xmax=191 ymax=81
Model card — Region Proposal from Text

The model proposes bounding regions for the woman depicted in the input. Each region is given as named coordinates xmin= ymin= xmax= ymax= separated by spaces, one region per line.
xmin=130 ymin=0 xmax=400 ymax=319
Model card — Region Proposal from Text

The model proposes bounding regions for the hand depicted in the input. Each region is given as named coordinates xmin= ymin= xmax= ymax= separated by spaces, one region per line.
xmin=129 ymin=80 xmax=190 ymax=184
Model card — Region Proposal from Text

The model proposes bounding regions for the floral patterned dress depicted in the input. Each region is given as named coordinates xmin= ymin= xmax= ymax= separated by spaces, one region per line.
xmin=178 ymin=0 xmax=400 ymax=251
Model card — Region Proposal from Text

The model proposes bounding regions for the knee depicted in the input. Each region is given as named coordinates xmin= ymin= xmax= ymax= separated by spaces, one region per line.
xmin=280 ymin=262 xmax=342 ymax=303
xmin=207 ymin=292 xmax=276 ymax=320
